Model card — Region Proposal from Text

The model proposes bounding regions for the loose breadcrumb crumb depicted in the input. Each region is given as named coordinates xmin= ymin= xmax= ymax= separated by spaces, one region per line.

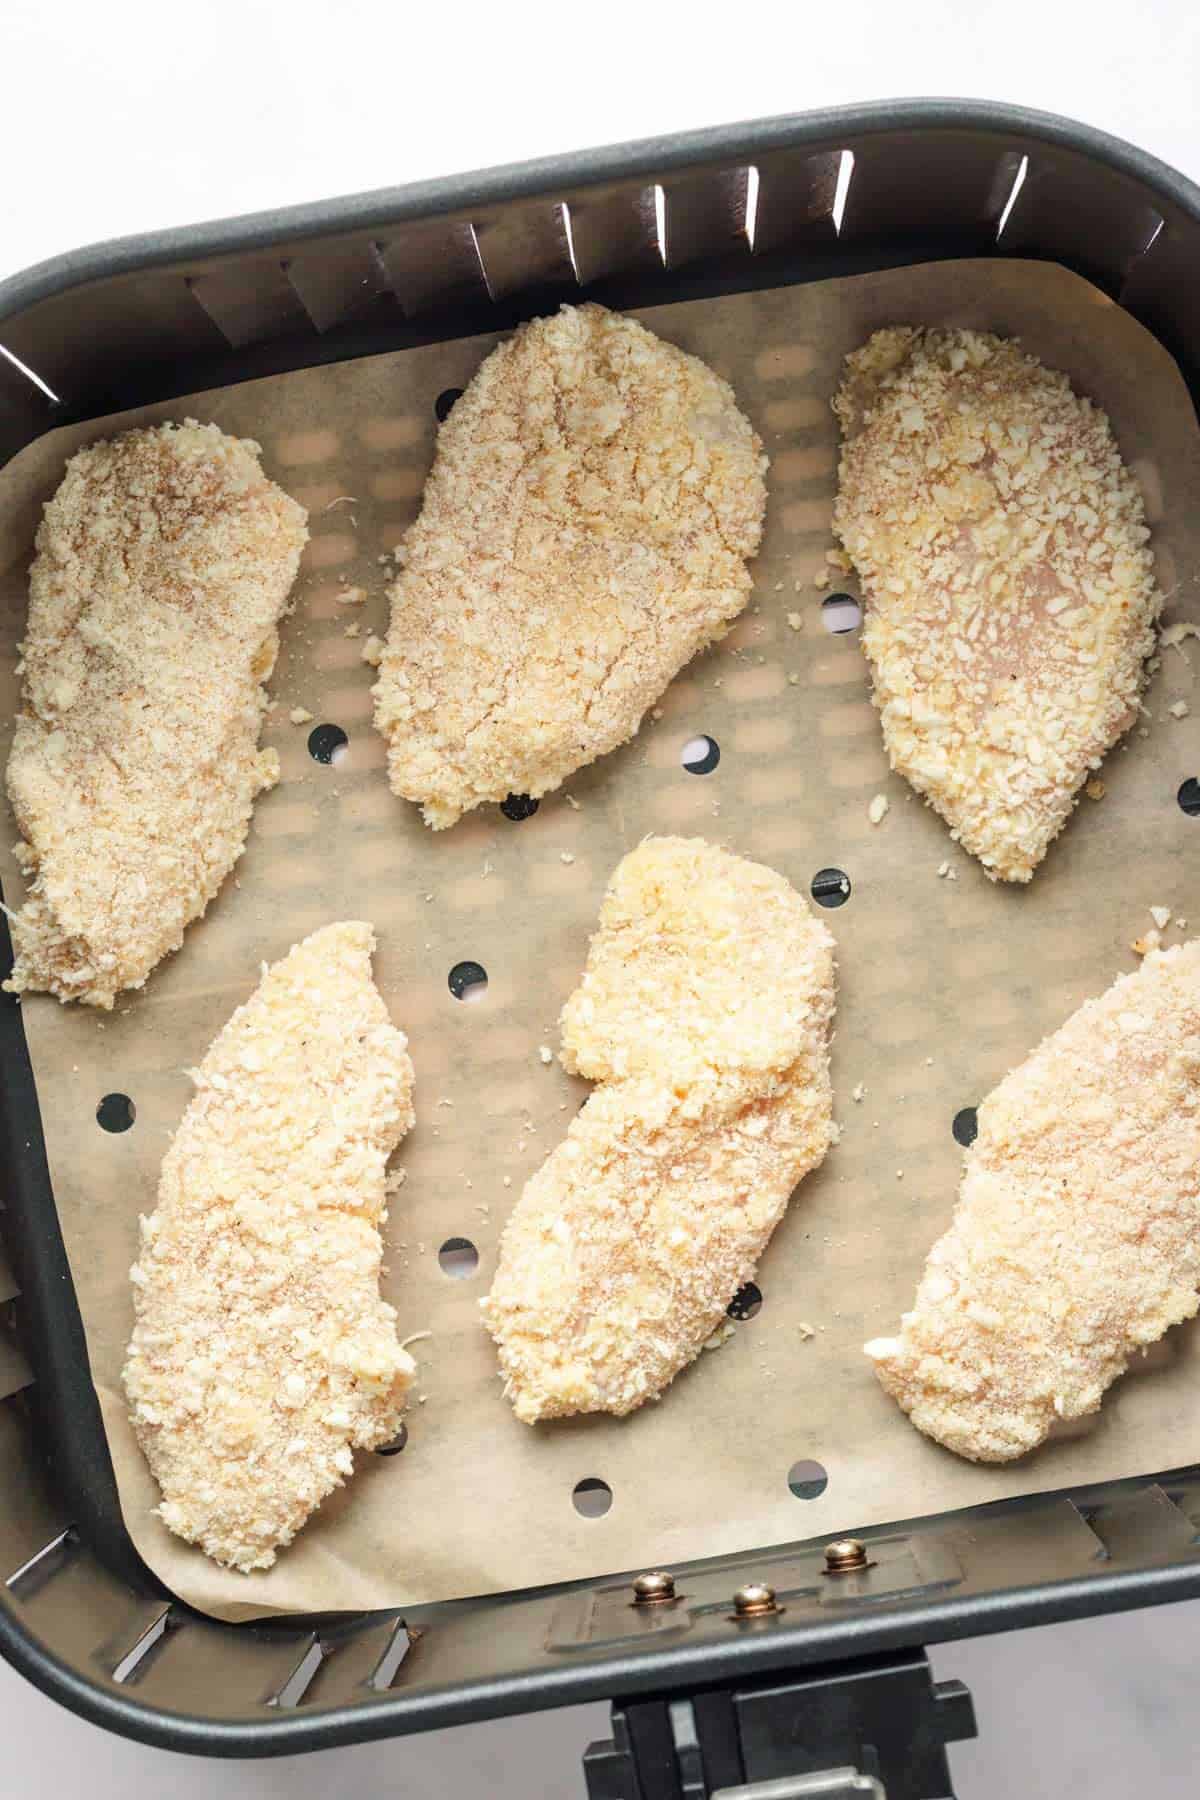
xmin=1086 ymin=778 xmax=1107 ymax=801
xmin=361 ymin=634 xmax=385 ymax=667
xmin=481 ymin=837 xmax=836 ymax=1421
xmin=1169 ymin=700 xmax=1190 ymax=719
xmin=868 ymin=793 xmax=890 ymax=825
xmin=336 ymin=586 xmax=367 ymax=606
xmin=538 ymin=1045 xmax=554 ymax=1064
xmin=123 ymin=923 xmax=415 ymax=1571
xmin=867 ymin=942 xmax=1200 ymax=1460
xmin=372 ymin=305 xmax=767 ymax=828
xmin=833 ymin=329 xmax=1160 ymax=883
xmin=290 ymin=707 xmax=314 ymax=725
xmin=1150 ymin=905 xmax=1173 ymax=930
xmin=3 ymin=421 xmax=307 ymax=1007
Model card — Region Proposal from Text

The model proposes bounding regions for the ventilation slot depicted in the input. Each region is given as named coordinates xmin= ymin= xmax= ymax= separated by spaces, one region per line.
xmin=112 ymin=1606 xmax=174 ymax=1685
xmin=995 ymin=154 xmax=1029 ymax=241
xmin=6 ymin=1527 xmax=77 ymax=1598
xmin=267 ymin=1635 xmax=326 ymax=1709
xmin=378 ymin=219 xmax=492 ymax=315
xmin=0 ymin=343 xmax=60 ymax=404
xmin=366 ymin=1618 xmax=415 ymax=1690
xmin=285 ymin=240 xmax=392 ymax=333
xmin=831 ymin=150 xmax=855 ymax=235
xmin=188 ymin=261 xmax=312 ymax=349
xmin=473 ymin=201 xmax=577 ymax=300
xmin=563 ymin=182 xmax=660 ymax=285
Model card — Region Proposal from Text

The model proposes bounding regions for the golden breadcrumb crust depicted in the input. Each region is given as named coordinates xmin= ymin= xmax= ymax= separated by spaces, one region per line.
xmin=866 ymin=942 xmax=1200 ymax=1461
xmin=481 ymin=837 xmax=836 ymax=1421
xmin=4 ymin=420 xmax=307 ymax=1007
xmin=123 ymin=923 xmax=415 ymax=1572
xmin=373 ymin=305 xmax=767 ymax=827
xmin=833 ymin=328 xmax=1160 ymax=881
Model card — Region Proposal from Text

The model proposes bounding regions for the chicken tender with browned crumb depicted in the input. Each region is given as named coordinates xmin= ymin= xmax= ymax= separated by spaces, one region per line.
xmin=481 ymin=837 xmax=836 ymax=1421
xmin=373 ymin=305 xmax=767 ymax=827
xmin=833 ymin=328 xmax=1160 ymax=882
xmin=866 ymin=942 xmax=1200 ymax=1462
xmin=4 ymin=421 xmax=307 ymax=1007
xmin=123 ymin=923 xmax=415 ymax=1573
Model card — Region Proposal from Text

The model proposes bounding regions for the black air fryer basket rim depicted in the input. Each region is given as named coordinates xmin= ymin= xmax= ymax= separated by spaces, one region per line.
xmin=1 ymin=97 xmax=1199 ymax=1760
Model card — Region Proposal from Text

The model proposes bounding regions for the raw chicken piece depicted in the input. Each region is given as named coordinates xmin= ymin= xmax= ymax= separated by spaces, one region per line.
xmin=373 ymin=305 xmax=767 ymax=827
xmin=4 ymin=420 xmax=307 ymax=1006
xmin=124 ymin=923 xmax=415 ymax=1572
xmin=833 ymin=328 xmax=1160 ymax=881
xmin=867 ymin=942 xmax=1200 ymax=1460
xmin=482 ymin=837 xmax=836 ymax=1421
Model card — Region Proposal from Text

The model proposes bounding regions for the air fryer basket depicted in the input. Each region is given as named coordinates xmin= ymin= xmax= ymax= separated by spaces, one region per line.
xmin=2 ymin=99 xmax=1200 ymax=1762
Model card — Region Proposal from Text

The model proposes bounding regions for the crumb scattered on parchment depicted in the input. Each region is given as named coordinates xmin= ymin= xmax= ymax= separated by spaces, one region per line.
xmin=361 ymin=634 xmax=385 ymax=667
xmin=1086 ymin=778 xmax=1107 ymax=800
xmin=323 ymin=495 xmax=357 ymax=512
xmin=852 ymin=1082 xmax=866 ymax=1102
xmin=560 ymin=851 xmax=575 ymax=865
xmin=1169 ymin=700 xmax=1190 ymax=719
xmin=798 ymin=1322 xmax=815 ymax=1341
xmin=538 ymin=1045 xmax=553 ymax=1064
xmin=564 ymin=793 xmax=580 ymax=810
xmin=1162 ymin=620 xmax=1200 ymax=657
xmin=336 ymin=586 xmax=366 ymax=606
xmin=1150 ymin=905 xmax=1173 ymax=931
xmin=503 ymin=1176 xmax=512 ymax=1188
xmin=703 ymin=1319 xmax=738 ymax=1352
xmin=786 ymin=611 xmax=802 ymax=631
xmin=787 ymin=672 xmax=800 ymax=686
xmin=936 ymin=860 xmax=958 ymax=880
xmin=289 ymin=707 xmax=314 ymax=726
xmin=344 ymin=621 xmax=361 ymax=639
xmin=1132 ymin=929 xmax=1162 ymax=956
xmin=868 ymin=793 xmax=890 ymax=826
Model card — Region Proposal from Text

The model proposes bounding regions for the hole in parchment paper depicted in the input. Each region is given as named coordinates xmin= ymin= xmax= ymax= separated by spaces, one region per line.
xmin=435 ymin=387 xmax=463 ymax=423
xmin=307 ymin=723 xmax=348 ymax=765
xmin=572 ymin=1478 xmax=613 ymax=1518
xmin=376 ymin=1423 xmax=408 ymax=1457
xmin=501 ymin=792 xmax=540 ymax=821
xmin=821 ymin=593 xmax=862 ymax=634
xmin=787 ymin=1458 xmax=828 ymax=1500
xmin=448 ymin=960 xmax=488 ymax=1002
xmin=1177 ymin=778 xmax=1200 ymax=816
xmin=96 ymin=1094 xmax=135 ymax=1133
xmin=727 ymin=1282 xmax=762 ymax=1320
xmin=952 ymin=1107 xmax=979 ymax=1147
xmin=437 ymin=1237 xmax=479 ymax=1278
xmin=811 ymin=868 xmax=851 ymax=908
xmin=681 ymin=734 xmax=720 ymax=774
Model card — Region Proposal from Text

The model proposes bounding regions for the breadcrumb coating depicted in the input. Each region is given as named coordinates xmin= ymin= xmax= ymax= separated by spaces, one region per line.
xmin=833 ymin=329 xmax=1160 ymax=881
xmin=123 ymin=922 xmax=416 ymax=1572
xmin=481 ymin=837 xmax=836 ymax=1421
xmin=4 ymin=421 xmax=307 ymax=1007
xmin=373 ymin=305 xmax=767 ymax=827
xmin=866 ymin=942 xmax=1200 ymax=1461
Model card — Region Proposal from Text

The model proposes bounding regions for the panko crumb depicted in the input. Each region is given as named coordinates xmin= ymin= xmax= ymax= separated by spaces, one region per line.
xmin=336 ymin=586 xmax=367 ymax=606
xmin=703 ymin=1319 xmax=738 ymax=1352
xmin=481 ymin=837 xmax=836 ymax=1422
xmin=372 ymin=304 xmax=767 ymax=829
xmin=1086 ymin=778 xmax=1107 ymax=801
xmin=786 ymin=611 xmax=803 ymax=631
xmin=3 ymin=421 xmax=307 ymax=1008
xmin=290 ymin=707 xmax=314 ymax=725
xmin=361 ymin=634 xmax=385 ymax=667
xmin=852 ymin=1082 xmax=867 ymax=1102
xmin=122 ymin=922 xmax=416 ymax=1571
xmin=1132 ymin=929 xmax=1163 ymax=956
xmin=1169 ymin=700 xmax=1190 ymax=719
xmin=868 ymin=793 xmax=890 ymax=825
xmin=833 ymin=329 xmax=1160 ymax=883
xmin=798 ymin=1322 xmax=815 ymax=1341
xmin=1150 ymin=905 xmax=1173 ymax=931
xmin=538 ymin=1045 xmax=554 ymax=1064
xmin=1161 ymin=620 xmax=1200 ymax=657
xmin=867 ymin=942 xmax=1200 ymax=1461
xmin=344 ymin=621 xmax=361 ymax=639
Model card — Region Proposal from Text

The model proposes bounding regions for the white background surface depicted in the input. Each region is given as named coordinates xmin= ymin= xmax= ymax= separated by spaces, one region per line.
xmin=3 ymin=2 xmax=1200 ymax=1793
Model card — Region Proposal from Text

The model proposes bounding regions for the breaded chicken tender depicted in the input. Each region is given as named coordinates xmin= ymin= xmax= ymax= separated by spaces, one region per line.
xmin=833 ymin=329 xmax=1160 ymax=881
xmin=373 ymin=305 xmax=767 ymax=827
xmin=123 ymin=923 xmax=415 ymax=1572
xmin=4 ymin=421 xmax=307 ymax=1007
xmin=481 ymin=837 xmax=836 ymax=1421
xmin=866 ymin=942 xmax=1200 ymax=1461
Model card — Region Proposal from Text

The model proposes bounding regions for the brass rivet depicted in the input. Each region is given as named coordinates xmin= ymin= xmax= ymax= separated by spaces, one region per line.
xmin=824 ymin=1538 xmax=870 ymax=1575
xmin=631 ymin=1570 xmax=676 ymax=1606
xmin=731 ymin=1581 xmax=779 ymax=1618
